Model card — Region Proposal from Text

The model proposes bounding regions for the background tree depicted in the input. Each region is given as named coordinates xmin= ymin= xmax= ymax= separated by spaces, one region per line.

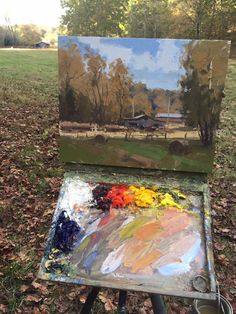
xmin=61 ymin=0 xmax=128 ymax=36
xmin=0 ymin=26 xmax=6 ymax=47
xmin=60 ymin=0 xmax=236 ymax=49
xmin=17 ymin=24 xmax=44 ymax=46
xmin=3 ymin=16 xmax=18 ymax=46
xmin=172 ymin=0 xmax=236 ymax=40
xmin=127 ymin=0 xmax=171 ymax=38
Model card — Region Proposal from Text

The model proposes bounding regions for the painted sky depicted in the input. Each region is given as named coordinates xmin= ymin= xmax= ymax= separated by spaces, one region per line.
xmin=59 ymin=36 xmax=191 ymax=90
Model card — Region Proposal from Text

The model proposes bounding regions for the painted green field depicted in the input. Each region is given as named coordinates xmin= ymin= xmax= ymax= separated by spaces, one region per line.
xmin=60 ymin=136 xmax=214 ymax=172
xmin=0 ymin=50 xmax=235 ymax=313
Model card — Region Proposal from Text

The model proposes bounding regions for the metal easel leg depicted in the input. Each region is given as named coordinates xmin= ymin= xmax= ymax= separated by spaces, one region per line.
xmin=149 ymin=293 xmax=166 ymax=314
xmin=80 ymin=287 xmax=100 ymax=314
xmin=118 ymin=290 xmax=127 ymax=314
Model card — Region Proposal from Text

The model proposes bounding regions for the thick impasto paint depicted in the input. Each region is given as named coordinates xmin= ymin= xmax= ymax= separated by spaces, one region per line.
xmin=58 ymin=36 xmax=230 ymax=173
xmin=38 ymin=173 xmax=215 ymax=299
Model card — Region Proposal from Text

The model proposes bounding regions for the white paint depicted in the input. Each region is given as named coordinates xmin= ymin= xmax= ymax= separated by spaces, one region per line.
xmin=158 ymin=262 xmax=190 ymax=276
xmin=101 ymin=244 xmax=125 ymax=274
xmin=86 ymin=218 xmax=101 ymax=235
xmin=78 ymin=37 xmax=184 ymax=74
xmin=59 ymin=177 xmax=93 ymax=215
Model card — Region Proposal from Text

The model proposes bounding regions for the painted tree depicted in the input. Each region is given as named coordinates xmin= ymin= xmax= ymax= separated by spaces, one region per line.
xmin=82 ymin=51 xmax=110 ymax=124
xmin=131 ymin=83 xmax=153 ymax=117
xmin=109 ymin=58 xmax=134 ymax=123
xmin=180 ymin=40 xmax=230 ymax=145
xmin=59 ymin=44 xmax=87 ymax=121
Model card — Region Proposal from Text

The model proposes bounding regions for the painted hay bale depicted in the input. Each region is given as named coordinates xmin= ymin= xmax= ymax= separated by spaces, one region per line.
xmin=169 ymin=140 xmax=189 ymax=155
xmin=94 ymin=134 xmax=107 ymax=143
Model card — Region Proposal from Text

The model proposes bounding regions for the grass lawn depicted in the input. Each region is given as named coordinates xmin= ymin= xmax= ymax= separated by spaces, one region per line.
xmin=0 ymin=49 xmax=235 ymax=313
xmin=0 ymin=49 xmax=58 ymax=106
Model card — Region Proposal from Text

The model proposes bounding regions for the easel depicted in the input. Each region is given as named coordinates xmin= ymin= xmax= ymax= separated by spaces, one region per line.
xmin=38 ymin=37 xmax=231 ymax=313
xmin=80 ymin=288 xmax=166 ymax=314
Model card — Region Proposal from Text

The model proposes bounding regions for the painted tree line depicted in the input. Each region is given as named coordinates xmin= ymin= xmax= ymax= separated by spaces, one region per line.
xmin=60 ymin=40 xmax=229 ymax=146
xmin=61 ymin=0 xmax=236 ymax=44
xmin=59 ymin=44 xmax=158 ymax=125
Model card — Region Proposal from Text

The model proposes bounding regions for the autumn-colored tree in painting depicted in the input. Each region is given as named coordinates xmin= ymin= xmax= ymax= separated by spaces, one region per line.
xmin=59 ymin=44 xmax=158 ymax=125
xmin=180 ymin=40 xmax=230 ymax=145
xmin=59 ymin=44 xmax=87 ymax=121
xmin=109 ymin=58 xmax=133 ymax=123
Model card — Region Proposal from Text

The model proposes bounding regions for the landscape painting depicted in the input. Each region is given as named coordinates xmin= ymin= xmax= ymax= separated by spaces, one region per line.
xmin=58 ymin=36 xmax=230 ymax=172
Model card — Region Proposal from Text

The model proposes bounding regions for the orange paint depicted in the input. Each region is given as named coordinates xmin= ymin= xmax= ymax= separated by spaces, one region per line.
xmin=134 ymin=221 xmax=162 ymax=241
xmin=123 ymin=193 xmax=135 ymax=206
xmin=159 ymin=220 xmax=190 ymax=237
xmin=123 ymin=241 xmax=148 ymax=268
xmin=98 ymin=209 xmax=116 ymax=227
xmin=131 ymin=250 xmax=161 ymax=272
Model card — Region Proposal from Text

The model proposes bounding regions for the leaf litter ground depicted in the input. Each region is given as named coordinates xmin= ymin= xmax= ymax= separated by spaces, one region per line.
xmin=0 ymin=50 xmax=235 ymax=313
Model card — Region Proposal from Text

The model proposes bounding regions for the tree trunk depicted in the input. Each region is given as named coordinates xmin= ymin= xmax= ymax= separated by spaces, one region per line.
xmin=199 ymin=121 xmax=214 ymax=146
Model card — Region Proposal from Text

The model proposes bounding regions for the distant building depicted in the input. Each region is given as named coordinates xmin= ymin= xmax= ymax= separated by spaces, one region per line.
xmin=155 ymin=113 xmax=183 ymax=124
xmin=124 ymin=114 xmax=160 ymax=129
xmin=34 ymin=41 xmax=50 ymax=49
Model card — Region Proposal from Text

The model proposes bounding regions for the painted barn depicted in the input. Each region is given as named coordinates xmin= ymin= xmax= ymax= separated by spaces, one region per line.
xmin=123 ymin=114 xmax=160 ymax=129
xmin=156 ymin=113 xmax=183 ymax=124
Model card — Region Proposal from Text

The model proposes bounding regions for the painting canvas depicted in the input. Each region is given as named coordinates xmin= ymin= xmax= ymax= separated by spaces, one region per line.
xmin=38 ymin=172 xmax=216 ymax=299
xmin=58 ymin=36 xmax=230 ymax=173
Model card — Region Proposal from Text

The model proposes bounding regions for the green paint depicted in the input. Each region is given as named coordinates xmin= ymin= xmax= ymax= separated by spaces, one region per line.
xmin=119 ymin=216 xmax=150 ymax=239
xmin=77 ymin=236 xmax=90 ymax=252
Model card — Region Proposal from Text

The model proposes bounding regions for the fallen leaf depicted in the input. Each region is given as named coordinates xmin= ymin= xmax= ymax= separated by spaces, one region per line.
xmin=0 ymin=304 xmax=8 ymax=313
xmin=20 ymin=285 xmax=30 ymax=292
xmin=25 ymin=295 xmax=42 ymax=303
xmin=104 ymin=298 xmax=116 ymax=311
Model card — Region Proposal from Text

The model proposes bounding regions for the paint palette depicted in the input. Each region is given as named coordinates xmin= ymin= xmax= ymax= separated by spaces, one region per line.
xmin=38 ymin=169 xmax=215 ymax=299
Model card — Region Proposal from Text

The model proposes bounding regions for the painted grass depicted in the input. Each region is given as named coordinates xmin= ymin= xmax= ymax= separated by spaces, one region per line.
xmin=60 ymin=136 xmax=214 ymax=172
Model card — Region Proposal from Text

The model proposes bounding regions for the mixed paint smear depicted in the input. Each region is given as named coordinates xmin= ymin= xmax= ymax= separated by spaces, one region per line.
xmin=41 ymin=177 xmax=207 ymax=293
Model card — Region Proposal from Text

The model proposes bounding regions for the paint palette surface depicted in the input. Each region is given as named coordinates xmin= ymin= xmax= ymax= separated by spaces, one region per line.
xmin=38 ymin=172 xmax=216 ymax=299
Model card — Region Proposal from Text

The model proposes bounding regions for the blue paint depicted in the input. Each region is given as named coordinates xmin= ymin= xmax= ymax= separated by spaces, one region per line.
xmin=83 ymin=251 xmax=98 ymax=272
xmin=181 ymin=238 xmax=201 ymax=264
xmin=52 ymin=211 xmax=81 ymax=254
xmin=158 ymin=262 xmax=190 ymax=276
xmin=158 ymin=238 xmax=201 ymax=276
